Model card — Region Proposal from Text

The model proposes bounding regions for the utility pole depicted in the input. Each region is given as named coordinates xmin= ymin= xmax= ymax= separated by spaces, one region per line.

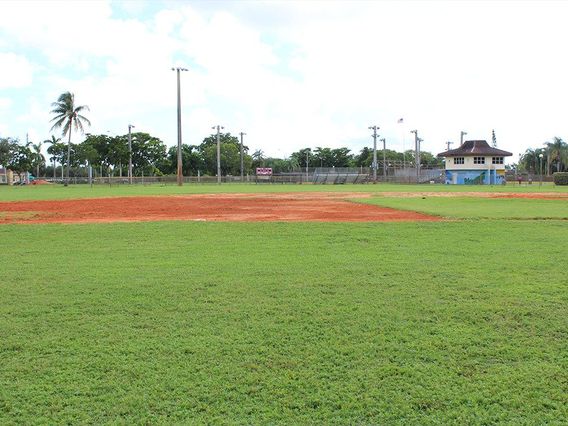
xmin=380 ymin=138 xmax=386 ymax=181
xmin=539 ymin=153 xmax=543 ymax=187
xmin=239 ymin=132 xmax=246 ymax=181
xmin=306 ymin=150 xmax=309 ymax=183
xmin=417 ymin=138 xmax=423 ymax=182
xmin=212 ymin=125 xmax=224 ymax=184
xmin=411 ymin=130 xmax=419 ymax=183
xmin=446 ymin=141 xmax=453 ymax=151
xmin=368 ymin=125 xmax=379 ymax=183
xmin=172 ymin=67 xmax=187 ymax=186
xmin=460 ymin=131 xmax=467 ymax=145
xmin=128 ymin=124 xmax=134 ymax=184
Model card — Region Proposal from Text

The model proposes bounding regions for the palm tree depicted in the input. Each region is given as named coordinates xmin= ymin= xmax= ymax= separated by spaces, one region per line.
xmin=44 ymin=135 xmax=61 ymax=179
xmin=49 ymin=92 xmax=91 ymax=185
xmin=31 ymin=141 xmax=45 ymax=178
xmin=252 ymin=149 xmax=265 ymax=167
xmin=545 ymin=137 xmax=567 ymax=174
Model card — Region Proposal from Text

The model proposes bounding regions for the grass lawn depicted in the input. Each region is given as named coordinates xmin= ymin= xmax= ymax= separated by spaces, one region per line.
xmin=1 ymin=190 xmax=567 ymax=423
xmin=360 ymin=196 xmax=568 ymax=220
xmin=1 ymin=181 xmax=567 ymax=202
xmin=1 ymin=223 xmax=567 ymax=422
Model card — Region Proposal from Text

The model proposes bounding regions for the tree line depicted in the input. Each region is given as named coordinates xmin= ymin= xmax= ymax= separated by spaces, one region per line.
xmin=1 ymin=133 xmax=443 ymax=180
xmin=518 ymin=137 xmax=568 ymax=175
xmin=1 ymin=90 xmax=446 ymax=181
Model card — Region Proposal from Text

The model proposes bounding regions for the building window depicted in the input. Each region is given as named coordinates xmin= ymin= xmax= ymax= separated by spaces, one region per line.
xmin=454 ymin=157 xmax=464 ymax=165
xmin=492 ymin=157 xmax=504 ymax=164
xmin=474 ymin=157 xmax=485 ymax=164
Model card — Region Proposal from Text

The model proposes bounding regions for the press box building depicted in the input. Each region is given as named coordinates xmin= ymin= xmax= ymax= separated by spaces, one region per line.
xmin=437 ymin=140 xmax=512 ymax=185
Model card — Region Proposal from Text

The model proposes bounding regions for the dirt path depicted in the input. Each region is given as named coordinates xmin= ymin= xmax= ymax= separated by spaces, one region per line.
xmin=0 ymin=193 xmax=441 ymax=224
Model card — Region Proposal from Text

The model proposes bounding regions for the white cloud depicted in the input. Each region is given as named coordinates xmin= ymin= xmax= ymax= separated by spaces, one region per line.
xmin=0 ymin=0 xmax=567 ymax=161
xmin=0 ymin=52 xmax=33 ymax=88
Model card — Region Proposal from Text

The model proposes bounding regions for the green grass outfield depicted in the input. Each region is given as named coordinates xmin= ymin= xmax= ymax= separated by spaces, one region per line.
xmin=1 ymin=187 xmax=567 ymax=423
xmin=360 ymin=196 xmax=568 ymax=220
xmin=1 ymin=181 xmax=567 ymax=202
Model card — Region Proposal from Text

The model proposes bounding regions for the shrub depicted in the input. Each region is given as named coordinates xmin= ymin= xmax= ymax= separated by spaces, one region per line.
xmin=553 ymin=172 xmax=568 ymax=185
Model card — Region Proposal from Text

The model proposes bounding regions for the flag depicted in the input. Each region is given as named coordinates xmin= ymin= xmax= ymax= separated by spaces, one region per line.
xmin=397 ymin=118 xmax=404 ymax=123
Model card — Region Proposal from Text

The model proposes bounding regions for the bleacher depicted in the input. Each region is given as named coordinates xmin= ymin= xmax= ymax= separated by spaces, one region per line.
xmin=312 ymin=168 xmax=371 ymax=184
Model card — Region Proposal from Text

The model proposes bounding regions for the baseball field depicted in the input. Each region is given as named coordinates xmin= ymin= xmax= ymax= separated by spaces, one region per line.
xmin=1 ymin=183 xmax=567 ymax=423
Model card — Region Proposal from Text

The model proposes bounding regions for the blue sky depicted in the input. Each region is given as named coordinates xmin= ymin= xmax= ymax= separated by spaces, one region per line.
xmin=1 ymin=0 xmax=567 ymax=161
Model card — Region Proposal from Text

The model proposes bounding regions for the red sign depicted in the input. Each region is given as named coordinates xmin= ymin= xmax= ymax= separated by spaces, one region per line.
xmin=256 ymin=167 xmax=273 ymax=176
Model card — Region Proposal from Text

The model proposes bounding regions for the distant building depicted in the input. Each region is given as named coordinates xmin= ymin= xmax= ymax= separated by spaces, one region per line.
xmin=437 ymin=140 xmax=512 ymax=185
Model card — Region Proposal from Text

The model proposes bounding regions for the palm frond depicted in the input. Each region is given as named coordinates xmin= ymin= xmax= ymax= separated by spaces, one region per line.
xmin=74 ymin=105 xmax=90 ymax=113
xmin=76 ymin=114 xmax=91 ymax=127
xmin=50 ymin=116 xmax=68 ymax=133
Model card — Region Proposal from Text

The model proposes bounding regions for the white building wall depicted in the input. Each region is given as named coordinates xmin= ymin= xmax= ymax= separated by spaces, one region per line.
xmin=444 ymin=156 xmax=506 ymax=171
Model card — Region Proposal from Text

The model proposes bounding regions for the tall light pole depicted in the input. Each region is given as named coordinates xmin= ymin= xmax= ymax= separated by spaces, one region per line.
xmin=368 ymin=125 xmax=379 ymax=183
xmin=172 ymin=67 xmax=188 ymax=186
xmin=460 ymin=131 xmax=467 ymax=145
xmin=306 ymin=150 xmax=309 ymax=182
xmin=239 ymin=131 xmax=246 ymax=181
xmin=446 ymin=141 xmax=454 ymax=151
xmin=127 ymin=125 xmax=135 ymax=184
xmin=212 ymin=125 xmax=224 ymax=184
xmin=539 ymin=153 xmax=544 ymax=187
xmin=411 ymin=130 xmax=419 ymax=183
xmin=380 ymin=138 xmax=386 ymax=181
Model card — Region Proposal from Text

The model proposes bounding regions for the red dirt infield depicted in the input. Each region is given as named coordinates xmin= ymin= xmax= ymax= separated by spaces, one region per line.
xmin=0 ymin=193 xmax=440 ymax=224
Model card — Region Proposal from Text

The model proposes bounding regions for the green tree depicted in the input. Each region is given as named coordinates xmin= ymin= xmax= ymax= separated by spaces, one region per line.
xmin=49 ymin=92 xmax=91 ymax=185
xmin=313 ymin=147 xmax=333 ymax=167
xmin=130 ymin=132 xmax=167 ymax=176
xmin=165 ymin=144 xmax=205 ymax=176
xmin=420 ymin=151 xmax=444 ymax=167
xmin=331 ymin=148 xmax=353 ymax=167
xmin=263 ymin=157 xmax=293 ymax=173
xmin=520 ymin=148 xmax=547 ymax=175
xmin=354 ymin=147 xmax=372 ymax=167
xmin=44 ymin=135 xmax=62 ymax=179
xmin=545 ymin=137 xmax=567 ymax=175
xmin=106 ymin=136 xmax=129 ymax=176
xmin=199 ymin=133 xmax=246 ymax=176
xmin=31 ymin=141 xmax=45 ymax=178
xmin=251 ymin=149 xmax=265 ymax=169
xmin=80 ymin=134 xmax=110 ymax=177
xmin=290 ymin=148 xmax=313 ymax=170
xmin=7 ymin=141 xmax=33 ymax=182
xmin=0 ymin=137 xmax=17 ymax=169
